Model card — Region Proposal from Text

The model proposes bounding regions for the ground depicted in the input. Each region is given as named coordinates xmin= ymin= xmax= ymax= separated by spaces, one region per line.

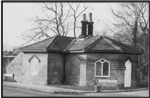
xmin=48 ymin=84 xmax=95 ymax=91
xmin=3 ymin=85 xmax=149 ymax=97
xmin=3 ymin=86 xmax=69 ymax=97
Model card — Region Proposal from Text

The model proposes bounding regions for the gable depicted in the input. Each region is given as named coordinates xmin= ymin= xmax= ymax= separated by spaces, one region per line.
xmin=85 ymin=36 xmax=142 ymax=54
xmin=87 ymin=38 xmax=120 ymax=51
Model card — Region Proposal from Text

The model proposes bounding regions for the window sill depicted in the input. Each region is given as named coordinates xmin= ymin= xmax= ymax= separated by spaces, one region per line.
xmin=94 ymin=76 xmax=110 ymax=78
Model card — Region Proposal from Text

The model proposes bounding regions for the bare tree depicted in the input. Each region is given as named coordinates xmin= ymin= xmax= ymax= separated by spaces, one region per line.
xmin=68 ymin=3 xmax=89 ymax=37
xmin=110 ymin=2 xmax=149 ymax=78
xmin=109 ymin=3 xmax=149 ymax=44
xmin=21 ymin=3 xmax=90 ymax=44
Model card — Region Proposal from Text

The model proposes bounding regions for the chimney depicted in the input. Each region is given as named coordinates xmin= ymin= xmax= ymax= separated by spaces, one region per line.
xmin=79 ymin=14 xmax=88 ymax=38
xmin=88 ymin=13 xmax=94 ymax=37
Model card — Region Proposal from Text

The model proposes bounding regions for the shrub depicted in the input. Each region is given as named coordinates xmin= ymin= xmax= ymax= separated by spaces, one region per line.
xmin=136 ymin=80 xmax=148 ymax=87
xmin=51 ymin=79 xmax=60 ymax=85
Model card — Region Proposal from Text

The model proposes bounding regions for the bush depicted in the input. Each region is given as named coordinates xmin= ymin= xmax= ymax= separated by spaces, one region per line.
xmin=136 ymin=80 xmax=148 ymax=87
xmin=51 ymin=79 xmax=61 ymax=85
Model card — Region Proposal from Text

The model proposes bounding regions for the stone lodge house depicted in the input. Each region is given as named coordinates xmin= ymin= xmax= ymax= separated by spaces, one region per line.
xmin=7 ymin=13 xmax=143 ymax=89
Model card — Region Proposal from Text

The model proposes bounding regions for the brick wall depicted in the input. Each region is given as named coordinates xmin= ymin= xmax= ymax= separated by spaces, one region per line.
xmin=47 ymin=53 xmax=64 ymax=85
xmin=7 ymin=52 xmax=48 ymax=85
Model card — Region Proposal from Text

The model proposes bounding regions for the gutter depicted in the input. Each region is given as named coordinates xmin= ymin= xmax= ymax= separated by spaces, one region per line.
xmin=20 ymin=50 xmax=47 ymax=53
xmin=65 ymin=50 xmax=142 ymax=54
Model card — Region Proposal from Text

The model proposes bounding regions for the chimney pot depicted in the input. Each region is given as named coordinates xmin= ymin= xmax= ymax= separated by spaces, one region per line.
xmin=89 ymin=13 xmax=92 ymax=22
xmin=83 ymin=14 xmax=86 ymax=21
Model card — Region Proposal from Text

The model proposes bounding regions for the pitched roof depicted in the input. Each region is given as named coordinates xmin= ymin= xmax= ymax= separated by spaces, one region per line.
xmin=20 ymin=35 xmax=142 ymax=54
xmin=102 ymin=36 xmax=137 ymax=53
xmin=64 ymin=36 xmax=100 ymax=52
xmin=20 ymin=36 xmax=56 ymax=52
xmin=46 ymin=36 xmax=74 ymax=52
xmin=65 ymin=36 xmax=142 ymax=54
xmin=20 ymin=35 xmax=74 ymax=52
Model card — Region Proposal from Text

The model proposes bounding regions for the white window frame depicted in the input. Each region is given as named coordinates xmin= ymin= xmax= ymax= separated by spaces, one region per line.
xmin=94 ymin=58 xmax=110 ymax=77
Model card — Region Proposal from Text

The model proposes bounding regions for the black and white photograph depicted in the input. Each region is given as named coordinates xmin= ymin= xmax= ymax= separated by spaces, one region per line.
xmin=2 ymin=1 xmax=149 ymax=97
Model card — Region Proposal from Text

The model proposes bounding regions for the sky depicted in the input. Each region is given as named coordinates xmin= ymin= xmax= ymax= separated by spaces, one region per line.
xmin=3 ymin=2 xmax=118 ymax=51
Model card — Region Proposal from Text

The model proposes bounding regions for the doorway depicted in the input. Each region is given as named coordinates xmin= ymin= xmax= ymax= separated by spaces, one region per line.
xmin=124 ymin=60 xmax=132 ymax=87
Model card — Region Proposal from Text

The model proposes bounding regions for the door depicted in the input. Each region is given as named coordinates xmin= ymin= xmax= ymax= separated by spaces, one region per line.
xmin=124 ymin=60 xmax=132 ymax=87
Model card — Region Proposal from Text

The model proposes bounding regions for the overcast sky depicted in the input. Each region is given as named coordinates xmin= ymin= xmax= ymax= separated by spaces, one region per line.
xmin=3 ymin=2 xmax=118 ymax=50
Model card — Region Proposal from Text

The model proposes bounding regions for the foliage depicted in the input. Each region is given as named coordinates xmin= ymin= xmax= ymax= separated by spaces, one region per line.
xmin=3 ymin=46 xmax=20 ymax=56
xmin=3 ymin=50 xmax=14 ymax=56
xmin=138 ymin=33 xmax=149 ymax=76
xmin=110 ymin=2 xmax=149 ymax=77
xmin=12 ymin=46 xmax=20 ymax=56
xmin=136 ymin=79 xmax=148 ymax=87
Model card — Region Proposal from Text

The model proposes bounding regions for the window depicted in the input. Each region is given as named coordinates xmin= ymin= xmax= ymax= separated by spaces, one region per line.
xmin=95 ymin=58 xmax=110 ymax=77
xmin=29 ymin=55 xmax=40 ymax=76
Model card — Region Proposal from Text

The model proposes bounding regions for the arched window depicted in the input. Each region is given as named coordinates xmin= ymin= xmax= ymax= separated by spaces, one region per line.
xmin=95 ymin=58 xmax=110 ymax=77
xmin=29 ymin=55 xmax=40 ymax=76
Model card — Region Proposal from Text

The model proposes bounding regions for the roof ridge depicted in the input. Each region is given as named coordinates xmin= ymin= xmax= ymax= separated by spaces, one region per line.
xmin=47 ymin=35 xmax=75 ymax=51
xmin=104 ymin=36 xmax=131 ymax=46
xmin=103 ymin=36 xmax=142 ymax=53
xmin=63 ymin=39 xmax=76 ymax=52
xmin=103 ymin=37 xmax=121 ymax=50
xmin=58 ymin=35 xmax=75 ymax=38
xmin=84 ymin=36 xmax=102 ymax=51
xmin=45 ymin=35 xmax=58 ymax=49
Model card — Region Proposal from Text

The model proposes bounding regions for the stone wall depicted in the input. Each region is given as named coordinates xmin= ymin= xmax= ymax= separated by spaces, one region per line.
xmin=120 ymin=54 xmax=138 ymax=87
xmin=23 ymin=53 xmax=48 ymax=85
xmin=7 ymin=52 xmax=48 ymax=85
xmin=65 ymin=54 xmax=81 ymax=86
xmin=7 ymin=52 xmax=24 ymax=82
xmin=86 ymin=58 xmax=125 ymax=89
xmin=47 ymin=53 xmax=64 ymax=85
xmin=131 ymin=62 xmax=138 ymax=87
xmin=86 ymin=53 xmax=138 ymax=89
